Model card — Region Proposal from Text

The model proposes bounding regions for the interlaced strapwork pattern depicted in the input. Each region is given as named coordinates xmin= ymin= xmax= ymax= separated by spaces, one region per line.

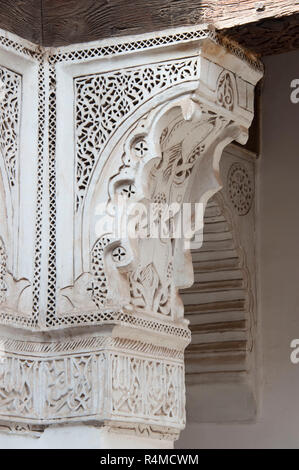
xmin=46 ymin=64 xmax=58 ymax=327
xmin=48 ymin=28 xmax=262 ymax=72
xmin=75 ymin=58 xmax=198 ymax=210
xmin=49 ymin=29 xmax=210 ymax=65
xmin=0 ymin=66 xmax=21 ymax=189
xmin=31 ymin=57 xmax=46 ymax=327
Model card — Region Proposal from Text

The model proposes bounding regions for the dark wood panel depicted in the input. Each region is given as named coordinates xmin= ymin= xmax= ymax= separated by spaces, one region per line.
xmin=215 ymin=0 xmax=299 ymax=29
xmin=0 ymin=0 xmax=298 ymax=58
xmin=223 ymin=13 xmax=299 ymax=56
xmin=41 ymin=0 xmax=211 ymax=47
xmin=0 ymin=0 xmax=41 ymax=45
xmin=40 ymin=0 xmax=299 ymax=48
xmin=235 ymin=81 xmax=261 ymax=156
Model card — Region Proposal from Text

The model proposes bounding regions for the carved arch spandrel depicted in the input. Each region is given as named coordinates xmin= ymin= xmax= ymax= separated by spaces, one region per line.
xmin=58 ymin=85 xmax=249 ymax=321
xmin=0 ymin=169 xmax=31 ymax=316
xmin=0 ymin=67 xmax=32 ymax=319
xmin=53 ymin=33 xmax=262 ymax=328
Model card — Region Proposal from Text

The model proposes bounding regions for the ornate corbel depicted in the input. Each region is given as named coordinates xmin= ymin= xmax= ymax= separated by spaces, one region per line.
xmin=0 ymin=27 xmax=262 ymax=448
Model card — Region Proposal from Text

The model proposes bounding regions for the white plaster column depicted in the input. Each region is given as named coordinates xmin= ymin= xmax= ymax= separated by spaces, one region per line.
xmin=0 ymin=27 xmax=262 ymax=449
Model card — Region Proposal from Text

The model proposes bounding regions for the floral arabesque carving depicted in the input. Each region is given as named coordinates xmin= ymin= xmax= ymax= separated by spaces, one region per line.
xmin=0 ymin=66 xmax=21 ymax=189
xmin=111 ymin=353 xmax=184 ymax=422
xmin=0 ymin=342 xmax=185 ymax=426
xmin=0 ymin=28 xmax=262 ymax=443
xmin=129 ymin=262 xmax=172 ymax=316
xmin=106 ymin=101 xmax=235 ymax=321
xmin=74 ymin=58 xmax=198 ymax=211
xmin=0 ymin=26 xmax=262 ymax=331
xmin=216 ymin=71 xmax=235 ymax=111
xmin=228 ymin=162 xmax=254 ymax=215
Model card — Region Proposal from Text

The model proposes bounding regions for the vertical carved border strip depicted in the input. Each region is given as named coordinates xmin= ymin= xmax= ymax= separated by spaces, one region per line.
xmin=32 ymin=53 xmax=46 ymax=327
xmin=45 ymin=61 xmax=57 ymax=327
xmin=0 ymin=34 xmax=41 ymax=328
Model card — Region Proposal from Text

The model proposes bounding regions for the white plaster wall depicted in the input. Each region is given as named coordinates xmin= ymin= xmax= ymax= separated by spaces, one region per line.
xmin=0 ymin=425 xmax=173 ymax=449
xmin=177 ymin=49 xmax=299 ymax=449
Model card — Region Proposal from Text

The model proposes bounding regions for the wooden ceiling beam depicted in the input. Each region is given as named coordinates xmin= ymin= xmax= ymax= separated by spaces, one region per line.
xmin=214 ymin=0 xmax=299 ymax=29
xmin=40 ymin=0 xmax=299 ymax=47
xmin=0 ymin=0 xmax=41 ymax=45
xmin=0 ymin=1 xmax=298 ymax=55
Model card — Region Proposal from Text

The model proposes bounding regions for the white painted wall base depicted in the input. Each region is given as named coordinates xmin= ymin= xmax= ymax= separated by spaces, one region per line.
xmin=0 ymin=425 xmax=174 ymax=449
xmin=186 ymin=381 xmax=256 ymax=423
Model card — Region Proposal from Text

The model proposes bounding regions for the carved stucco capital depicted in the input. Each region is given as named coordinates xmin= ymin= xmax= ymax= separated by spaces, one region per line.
xmin=0 ymin=27 xmax=262 ymax=445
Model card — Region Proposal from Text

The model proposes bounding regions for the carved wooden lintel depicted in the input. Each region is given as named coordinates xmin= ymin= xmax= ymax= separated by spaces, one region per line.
xmin=0 ymin=0 xmax=298 ymax=56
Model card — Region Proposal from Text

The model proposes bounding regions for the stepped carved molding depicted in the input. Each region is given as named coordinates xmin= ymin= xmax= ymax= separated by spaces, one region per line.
xmin=183 ymin=191 xmax=254 ymax=375
xmin=182 ymin=147 xmax=257 ymax=422
xmin=0 ymin=27 xmax=262 ymax=442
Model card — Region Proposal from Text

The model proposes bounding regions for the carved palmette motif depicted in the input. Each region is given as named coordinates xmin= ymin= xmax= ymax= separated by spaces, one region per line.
xmin=216 ymin=71 xmax=235 ymax=111
xmin=129 ymin=262 xmax=172 ymax=316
